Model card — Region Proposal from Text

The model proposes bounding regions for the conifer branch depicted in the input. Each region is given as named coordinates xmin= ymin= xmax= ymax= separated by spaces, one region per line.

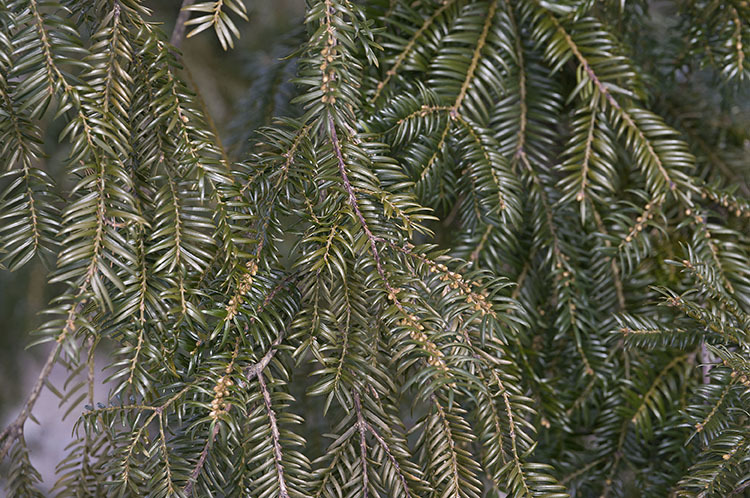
xmin=364 ymin=420 xmax=413 ymax=496
xmin=432 ymin=396 xmax=464 ymax=494
xmin=258 ymin=369 xmax=290 ymax=498
xmin=505 ymin=0 xmax=527 ymax=166
xmin=372 ymin=0 xmax=458 ymax=103
xmin=453 ymin=1 xmax=496 ymax=111
xmin=3 ymin=2 xmax=750 ymax=495
xmin=330 ymin=118 xmax=398 ymax=307
xmin=183 ymin=424 xmax=220 ymax=495
xmin=354 ymin=392 xmax=370 ymax=498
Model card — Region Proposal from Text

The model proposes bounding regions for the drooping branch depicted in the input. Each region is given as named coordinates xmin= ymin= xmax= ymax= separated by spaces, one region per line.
xmin=505 ymin=0 xmax=527 ymax=164
xmin=364 ymin=421 xmax=413 ymax=497
xmin=258 ymin=370 xmax=290 ymax=498
xmin=371 ymin=0 xmax=458 ymax=103
xmin=183 ymin=424 xmax=220 ymax=496
xmin=330 ymin=118 xmax=391 ymax=294
xmin=544 ymin=12 xmax=696 ymax=201
xmin=453 ymin=1 xmax=497 ymax=111
xmin=353 ymin=392 xmax=370 ymax=498
xmin=432 ymin=396 xmax=464 ymax=494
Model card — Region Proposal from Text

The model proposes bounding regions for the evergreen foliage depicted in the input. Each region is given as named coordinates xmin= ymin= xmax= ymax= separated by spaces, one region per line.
xmin=1 ymin=0 xmax=749 ymax=496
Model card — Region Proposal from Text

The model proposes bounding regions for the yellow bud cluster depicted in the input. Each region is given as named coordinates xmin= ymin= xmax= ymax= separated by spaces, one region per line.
xmin=720 ymin=441 xmax=740 ymax=461
xmin=418 ymin=105 xmax=434 ymax=117
xmin=386 ymin=287 xmax=402 ymax=303
xmin=426 ymin=259 xmax=496 ymax=317
xmin=209 ymin=375 xmax=234 ymax=419
xmin=399 ymin=315 xmax=448 ymax=372
xmin=624 ymin=201 xmax=659 ymax=244
xmin=726 ymin=363 xmax=750 ymax=388
xmin=689 ymin=211 xmax=708 ymax=230
xmin=560 ymin=267 xmax=575 ymax=288
xmin=320 ymin=35 xmax=337 ymax=105
xmin=225 ymin=261 xmax=259 ymax=321
xmin=701 ymin=189 xmax=750 ymax=218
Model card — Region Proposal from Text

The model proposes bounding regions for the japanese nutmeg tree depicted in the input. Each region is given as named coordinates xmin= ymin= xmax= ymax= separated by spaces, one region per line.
xmin=1 ymin=0 xmax=749 ymax=496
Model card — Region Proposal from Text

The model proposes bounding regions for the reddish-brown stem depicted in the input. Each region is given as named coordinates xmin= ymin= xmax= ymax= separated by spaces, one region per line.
xmin=353 ymin=392 xmax=370 ymax=498
xmin=258 ymin=370 xmax=290 ymax=498
xmin=364 ymin=421 xmax=412 ymax=496
xmin=183 ymin=424 xmax=220 ymax=495
xmin=329 ymin=118 xmax=400 ymax=305
xmin=170 ymin=0 xmax=197 ymax=48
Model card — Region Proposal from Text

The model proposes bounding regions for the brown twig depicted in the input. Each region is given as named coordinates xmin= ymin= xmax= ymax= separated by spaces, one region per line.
xmin=245 ymin=336 xmax=282 ymax=379
xmin=258 ymin=370 xmax=290 ymax=497
xmin=353 ymin=392 xmax=370 ymax=498
xmin=238 ymin=275 xmax=300 ymax=496
xmin=364 ymin=421 xmax=412 ymax=496
xmin=330 ymin=118 xmax=387 ymax=286
xmin=730 ymin=479 xmax=750 ymax=496
xmin=431 ymin=396 xmax=463 ymax=494
xmin=170 ymin=0 xmax=197 ymax=48
xmin=183 ymin=424 xmax=220 ymax=495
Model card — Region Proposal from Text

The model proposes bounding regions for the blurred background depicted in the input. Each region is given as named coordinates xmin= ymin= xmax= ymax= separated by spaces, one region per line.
xmin=0 ymin=0 xmax=303 ymax=490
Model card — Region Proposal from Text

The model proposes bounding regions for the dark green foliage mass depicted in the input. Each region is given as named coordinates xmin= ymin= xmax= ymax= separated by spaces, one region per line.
xmin=1 ymin=0 xmax=750 ymax=496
